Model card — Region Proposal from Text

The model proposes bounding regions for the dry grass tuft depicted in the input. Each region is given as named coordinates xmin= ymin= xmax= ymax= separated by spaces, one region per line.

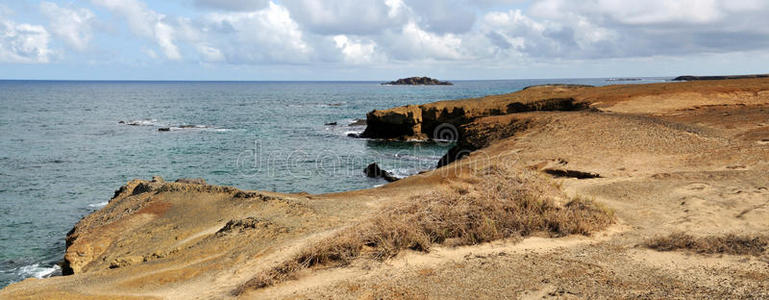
xmin=234 ymin=166 xmax=614 ymax=295
xmin=646 ymin=233 xmax=768 ymax=256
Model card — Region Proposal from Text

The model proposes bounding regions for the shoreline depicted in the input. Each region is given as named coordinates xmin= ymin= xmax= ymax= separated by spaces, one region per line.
xmin=3 ymin=77 xmax=769 ymax=298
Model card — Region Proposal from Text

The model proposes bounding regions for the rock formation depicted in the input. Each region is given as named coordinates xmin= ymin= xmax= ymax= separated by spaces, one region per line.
xmin=382 ymin=77 xmax=453 ymax=85
xmin=361 ymin=85 xmax=592 ymax=141
xmin=673 ymin=74 xmax=769 ymax=81
xmin=363 ymin=163 xmax=399 ymax=182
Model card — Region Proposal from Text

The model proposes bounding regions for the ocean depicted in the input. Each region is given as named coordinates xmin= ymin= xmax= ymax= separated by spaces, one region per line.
xmin=0 ymin=78 xmax=667 ymax=287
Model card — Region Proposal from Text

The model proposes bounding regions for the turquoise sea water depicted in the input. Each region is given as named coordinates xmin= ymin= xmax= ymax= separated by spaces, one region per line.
xmin=0 ymin=78 xmax=667 ymax=287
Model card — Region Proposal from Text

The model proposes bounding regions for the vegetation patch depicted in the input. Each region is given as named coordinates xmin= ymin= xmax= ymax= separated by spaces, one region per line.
xmin=234 ymin=166 xmax=614 ymax=295
xmin=646 ymin=233 xmax=768 ymax=256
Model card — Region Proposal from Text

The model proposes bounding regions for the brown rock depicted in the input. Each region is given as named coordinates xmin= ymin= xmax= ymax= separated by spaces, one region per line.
xmin=382 ymin=77 xmax=453 ymax=85
xmin=364 ymin=163 xmax=399 ymax=182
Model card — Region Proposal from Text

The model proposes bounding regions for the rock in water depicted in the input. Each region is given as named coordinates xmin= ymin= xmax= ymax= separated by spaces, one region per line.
xmin=348 ymin=119 xmax=367 ymax=126
xmin=382 ymin=77 xmax=453 ymax=85
xmin=364 ymin=163 xmax=399 ymax=182
xmin=158 ymin=127 xmax=171 ymax=132
xmin=325 ymin=122 xmax=338 ymax=126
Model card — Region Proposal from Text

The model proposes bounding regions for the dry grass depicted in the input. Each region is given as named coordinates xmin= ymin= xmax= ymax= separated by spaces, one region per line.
xmin=234 ymin=166 xmax=614 ymax=295
xmin=646 ymin=233 xmax=768 ymax=256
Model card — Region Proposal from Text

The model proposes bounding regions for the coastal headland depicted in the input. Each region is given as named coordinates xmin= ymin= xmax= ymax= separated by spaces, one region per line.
xmin=3 ymin=78 xmax=769 ymax=298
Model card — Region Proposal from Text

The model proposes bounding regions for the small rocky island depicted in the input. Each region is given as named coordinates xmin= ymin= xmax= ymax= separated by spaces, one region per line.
xmin=382 ymin=76 xmax=453 ymax=85
xmin=673 ymin=74 xmax=769 ymax=81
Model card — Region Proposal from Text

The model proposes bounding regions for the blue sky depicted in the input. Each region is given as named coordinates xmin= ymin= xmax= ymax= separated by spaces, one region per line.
xmin=1 ymin=0 xmax=769 ymax=80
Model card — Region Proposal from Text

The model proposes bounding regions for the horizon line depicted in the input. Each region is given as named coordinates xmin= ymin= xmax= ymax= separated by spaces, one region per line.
xmin=0 ymin=76 xmax=675 ymax=83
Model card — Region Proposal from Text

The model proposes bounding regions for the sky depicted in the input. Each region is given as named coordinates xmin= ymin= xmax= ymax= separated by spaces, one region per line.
xmin=1 ymin=0 xmax=768 ymax=80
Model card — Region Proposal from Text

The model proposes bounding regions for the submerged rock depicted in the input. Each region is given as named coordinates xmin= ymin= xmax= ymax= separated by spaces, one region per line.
xmin=364 ymin=163 xmax=399 ymax=182
xmin=382 ymin=77 xmax=453 ymax=86
xmin=123 ymin=120 xmax=155 ymax=126
xmin=348 ymin=119 xmax=366 ymax=126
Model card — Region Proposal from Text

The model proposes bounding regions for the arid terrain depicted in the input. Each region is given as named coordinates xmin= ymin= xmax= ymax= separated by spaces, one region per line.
xmin=2 ymin=78 xmax=769 ymax=299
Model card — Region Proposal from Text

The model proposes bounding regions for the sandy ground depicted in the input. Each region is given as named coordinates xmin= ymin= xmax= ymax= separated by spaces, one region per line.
xmin=2 ymin=78 xmax=769 ymax=299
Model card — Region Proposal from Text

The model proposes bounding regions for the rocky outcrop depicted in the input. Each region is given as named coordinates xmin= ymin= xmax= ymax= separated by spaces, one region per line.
xmin=215 ymin=217 xmax=280 ymax=235
xmin=382 ymin=77 xmax=453 ymax=85
xmin=437 ymin=116 xmax=533 ymax=168
xmin=62 ymin=178 xmax=241 ymax=275
xmin=175 ymin=178 xmax=206 ymax=185
xmin=360 ymin=105 xmax=426 ymax=139
xmin=364 ymin=163 xmax=399 ymax=182
xmin=673 ymin=74 xmax=769 ymax=81
xmin=360 ymin=85 xmax=592 ymax=141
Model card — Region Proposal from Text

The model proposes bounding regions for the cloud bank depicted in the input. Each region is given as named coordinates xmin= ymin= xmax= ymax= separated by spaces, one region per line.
xmin=1 ymin=0 xmax=768 ymax=78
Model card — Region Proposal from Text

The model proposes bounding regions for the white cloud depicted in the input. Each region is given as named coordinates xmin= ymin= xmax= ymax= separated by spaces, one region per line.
xmin=195 ymin=44 xmax=225 ymax=62
xmin=197 ymin=2 xmax=310 ymax=63
xmin=530 ymin=0 xmax=724 ymax=25
xmin=476 ymin=9 xmax=618 ymax=59
xmin=0 ymin=18 xmax=51 ymax=63
xmin=142 ymin=47 xmax=158 ymax=59
xmin=91 ymin=0 xmax=181 ymax=60
xmin=385 ymin=22 xmax=465 ymax=60
xmin=6 ymin=0 xmax=769 ymax=74
xmin=526 ymin=0 xmax=769 ymax=57
xmin=40 ymin=2 xmax=95 ymax=51
xmin=403 ymin=0 xmax=476 ymax=34
xmin=333 ymin=35 xmax=376 ymax=63
xmin=194 ymin=0 xmax=269 ymax=11
xmin=282 ymin=0 xmax=408 ymax=35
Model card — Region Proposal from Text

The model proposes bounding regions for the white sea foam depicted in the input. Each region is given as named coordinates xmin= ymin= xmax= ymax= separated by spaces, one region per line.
xmin=88 ymin=201 xmax=108 ymax=208
xmin=394 ymin=153 xmax=442 ymax=162
xmin=167 ymin=126 xmax=231 ymax=132
xmin=390 ymin=168 xmax=422 ymax=178
xmin=344 ymin=130 xmax=363 ymax=136
xmin=17 ymin=264 xmax=60 ymax=279
xmin=123 ymin=119 xmax=160 ymax=126
xmin=122 ymin=120 xmax=232 ymax=132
